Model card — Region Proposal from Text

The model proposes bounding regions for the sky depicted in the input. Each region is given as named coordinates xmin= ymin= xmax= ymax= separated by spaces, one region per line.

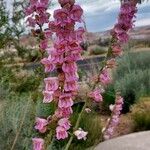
xmin=5 ymin=0 xmax=150 ymax=32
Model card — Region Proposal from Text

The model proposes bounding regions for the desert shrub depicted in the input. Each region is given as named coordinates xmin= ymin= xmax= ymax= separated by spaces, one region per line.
xmin=0 ymin=89 xmax=57 ymax=150
xmin=114 ymin=51 xmax=150 ymax=80
xmin=113 ymin=51 xmax=150 ymax=113
xmin=114 ymin=69 xmax=150 ymax=113
xmin=131 ymin=97 xmax=150 ymax=131
xmin=0 ymin=63 xmax=42 ymax=93
xmin=15 ymin=44 xmax=41 ymax=62
xmin=88 ymin=46 xmax=107 ymax=56
xmin=0 ymin=92 xmax=35 ymax=150
xmin=128 ymin=39 xmax=150 ymax=48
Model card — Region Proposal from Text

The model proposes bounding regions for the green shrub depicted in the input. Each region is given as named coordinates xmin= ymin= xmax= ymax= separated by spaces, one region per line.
xmin=0 ymin=93 xmax=35 ymax=150
xmin=101 ymin=84 xmax=116 ymax=114
xmin=131 ymin=97 xmax=150 ymax=131
xmin=114 ymin=69 xmax=150 ymax=113
xmin=113 ymin=51 xmax=150 ymax=113
xmin=89 ymin=46 xmax=107 ymax=56
xmin=114 ymin=51 xmax=150 ymax=80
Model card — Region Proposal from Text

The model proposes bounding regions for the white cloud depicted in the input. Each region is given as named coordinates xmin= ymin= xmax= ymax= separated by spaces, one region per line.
xmin=135 ymin=18 xmax=150 ymax=27
xmin=78 ymin=0 xmax=120 ymax=16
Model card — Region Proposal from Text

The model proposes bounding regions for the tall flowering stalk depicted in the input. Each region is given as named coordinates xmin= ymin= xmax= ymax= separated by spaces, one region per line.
xmin=26 ymin=0 xmax=84 ymax=149
xmin=100 ymin=0 xmax=138 ymax=140
xmin=90 ymin=0 xmax=138 ymax=141
xmin=102 ymin=94 xmax=124 ymax=140
xmin=43 ymin=0 xmax=84 ymax=140
xmin=25 ymin=0 xmax=53 ymax=149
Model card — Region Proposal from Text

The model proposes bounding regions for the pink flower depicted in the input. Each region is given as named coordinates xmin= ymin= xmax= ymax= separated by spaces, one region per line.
xmin=54 ymin=40 xmax=67 ymax=54
xmin=112 ymin=45 xmax=122 ymax=56
xmin=44 ymin=77 xmax=59 ymax=91
xmin=51 ymin=50 xmax=64 ymax=64
xmin=25 ymin=6 xmax=35 ymax=16
xmin=58 ymin=93 xmax=73 ymax=108
xmin=111 ymin=115 xmax=119 ymax=125
xmin=64 ymin=81 xmax=78 ymax=92
xmin=44 ymin=30 xmax=52 ymax=38
xmin=70 ymin=5 xmax=83 ymax=22
xmin=32 ymin=138 xmax=44 ymax=150
xmin=116 ymin=96 xmax=124 ymax=104
xmin=56 ymin=126 xmax=68 ymax=140
xmin=106 ymin=59 xmax=116 ymax=68
xmin=39 ymin=39 xmax=48 ymax=50
xmin=117 ymin=32 xmax=129 ymax=43
xmin=41 ymin=57 xmax=55 ymax=72
xmin=36 ymin=2 xmax=48 ymax=14
xmin=103 ymin=95 xmax=124 ymax=140
xmin=27 ymin=17 xmax=36 ymax=27
xmin=67 ymin=41 xmax=82 ymax=52
xmin=49 ymin=21 xmax=60 ymax=32
xmin=35 ymin=117 xmax=48 ymax=133
xmin=37 ymin=13 xmax=49 ymax=25
xmin=75 ymin=27 xmax=85 ymax=42
xmin=99 ymin=68 xmax=111 ymax=85
xmin=58 ymin=118 xmax=71 ymax=130
xmin=58 ymin=0 xmax=75 ymax=7
xmin=89 ymin=89 xmax=103 ymax=102
xmin=54 ymin=9 xmax=70 ymax=26
xmin=55 ymin=107 xmax=73 ymax=118
xmin=64 ymin=72 xmax=78 ymax=82
xmin=62 ymin=62 xmax=77 ymax=73
xmin=43 ymin=91 xmax=54 ymax=103
xmin=74 ymin=128 xmax=88 ymax=140
xmin=45 ymin=47 xmax=55 ymax=55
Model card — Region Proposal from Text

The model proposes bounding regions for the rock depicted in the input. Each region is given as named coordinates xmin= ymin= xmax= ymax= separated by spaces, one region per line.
xmin=94 ymin=131 xmax=150 ymax=150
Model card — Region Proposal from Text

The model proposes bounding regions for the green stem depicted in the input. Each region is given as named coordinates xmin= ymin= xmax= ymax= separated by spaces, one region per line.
xmin=64 ymin=102 xmax=87 ymax=150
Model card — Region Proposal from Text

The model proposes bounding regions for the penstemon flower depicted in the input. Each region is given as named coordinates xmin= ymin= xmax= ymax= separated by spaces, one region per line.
xmin=99 ymin=68 xmax=112 ymax=85
xmin=42 ymin=91 xmax=54 ymax=103
xmin=35 ymin=117 xmax=48 ymax=133
xmin=56 ymin=126 xmax=68 ymax=140
xmin=58 ymin=118 xmax=71 ymax=130
xmin=32 ymin=138 xmax=44 ymax=150
xmin=74 ymin=128 xmax=88 ymax=140
xmin=89 ymin=89 xmax=103 ymax=102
